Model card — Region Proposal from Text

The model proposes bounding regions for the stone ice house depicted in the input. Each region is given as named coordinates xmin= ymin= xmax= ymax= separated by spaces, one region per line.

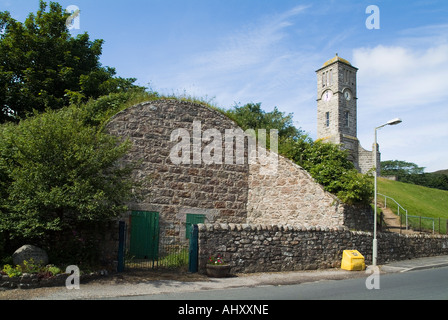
xmin=106 ymin=56 xmax=373 ymax=246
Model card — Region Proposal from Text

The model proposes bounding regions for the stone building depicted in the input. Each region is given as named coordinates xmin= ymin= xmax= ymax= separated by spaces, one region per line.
xmin=107 ymin=100 xmax=249 ymax=242
xmin=106 ymin=98 xmax=373 ymax=249
xmin=316 ymin=54 xmax=379 ymax=174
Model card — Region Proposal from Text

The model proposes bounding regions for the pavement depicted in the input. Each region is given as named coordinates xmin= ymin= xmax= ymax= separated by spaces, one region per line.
xmin=379 ymin=255 xmax=448 ymax=273
xmin=2 ymin=255 xmax=448 ymax=300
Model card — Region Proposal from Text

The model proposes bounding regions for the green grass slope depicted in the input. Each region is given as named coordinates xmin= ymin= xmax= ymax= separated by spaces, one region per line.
xmin=377 ymin=177 xmax=448 ymax=233
xmin=378 ymin=178 xmax=448 ymax=219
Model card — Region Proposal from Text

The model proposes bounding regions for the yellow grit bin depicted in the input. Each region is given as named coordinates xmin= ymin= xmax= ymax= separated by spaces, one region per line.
xmin=341 ymin=250 xmax=366 ymax=271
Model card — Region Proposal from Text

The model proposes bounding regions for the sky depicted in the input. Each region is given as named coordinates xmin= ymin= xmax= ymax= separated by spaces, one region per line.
xmin=2 ymin=0 xmax=448 ymax=172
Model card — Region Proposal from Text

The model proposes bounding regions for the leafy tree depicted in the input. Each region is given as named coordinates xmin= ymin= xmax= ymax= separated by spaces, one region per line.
xmin=402 ymin=173 xmax=448 ymax=191
xmin=381 ymin=160 xmax=448 ymax=191
xmin=225 ymin=102 xmax=303 ymax=141
xmin=0 ymin=1 xmax=141 ymax=123
xmin=381 ymin=160 xmax=425 ymax=177
xmin=0 ymin=106 xmax=136 ymax=262
xmin=427 ymin=173 xmax=448 ymax=191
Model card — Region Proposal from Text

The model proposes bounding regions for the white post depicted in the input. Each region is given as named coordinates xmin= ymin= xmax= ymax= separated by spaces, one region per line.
xmin=373 ymin=127 xmax=378 ymax=266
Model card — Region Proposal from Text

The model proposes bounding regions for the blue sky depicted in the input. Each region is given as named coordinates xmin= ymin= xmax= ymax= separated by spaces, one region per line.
xmin=2 ymin=0 xmax=448 ymax=172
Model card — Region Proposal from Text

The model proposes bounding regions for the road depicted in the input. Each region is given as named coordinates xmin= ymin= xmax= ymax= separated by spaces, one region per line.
xmin=120 ymin=266 xmax=448 ymax=300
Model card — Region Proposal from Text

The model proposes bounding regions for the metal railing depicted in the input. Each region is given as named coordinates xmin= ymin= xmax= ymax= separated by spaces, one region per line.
xmin=377 ymin=193 xmax=447 ymax=235
xmin=378 ymin=192 xmax=408 ymax=219
xmin=124 ymin=238 xmax=189 ymax=270
xmin=118 ymin=221 xmax=190 ymax=271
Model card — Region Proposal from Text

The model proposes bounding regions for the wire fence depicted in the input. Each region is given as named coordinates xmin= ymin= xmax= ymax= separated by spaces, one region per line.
xmin=378 ymin=193 xmax=448 ymax=235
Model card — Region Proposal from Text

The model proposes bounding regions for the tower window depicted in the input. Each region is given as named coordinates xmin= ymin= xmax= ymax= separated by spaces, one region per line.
xmin=322 ymin=70 xmax=333 ymax=87
xmin=326 ymin=112 xmax=330 ymax=127
xmin=345 ymin=111 xmax=350 ymax=127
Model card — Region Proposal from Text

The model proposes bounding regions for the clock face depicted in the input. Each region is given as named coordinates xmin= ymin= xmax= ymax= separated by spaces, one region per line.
xmin=323 ymin=90 xmax=333 ymax=102
xmin=344 ymin=90 xmax=352 ymax=101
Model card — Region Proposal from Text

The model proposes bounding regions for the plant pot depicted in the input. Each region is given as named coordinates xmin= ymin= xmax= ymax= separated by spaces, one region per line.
xmin=206 ymin=264 xmax=231 ymax=278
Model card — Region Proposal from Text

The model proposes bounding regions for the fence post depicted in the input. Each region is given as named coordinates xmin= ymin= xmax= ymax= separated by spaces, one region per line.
xmin=379 ymin=211 xmax=383 ymax=232
xmin=400 ymin=213 xmax=402 ymax=234
xmin=117 ymin=221 xmax=126 ymax=273
xmin=188 ymin=225 xmax=199 ymax=273
xmin=406 ymin=211 xmax=408 ymax=230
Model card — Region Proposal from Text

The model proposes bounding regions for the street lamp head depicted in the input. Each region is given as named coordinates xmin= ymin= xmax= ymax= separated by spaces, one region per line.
xmin=387 ymin=118 xmax=402 ymax=126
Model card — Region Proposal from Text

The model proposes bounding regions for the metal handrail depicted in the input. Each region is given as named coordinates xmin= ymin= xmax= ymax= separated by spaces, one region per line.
xmin=377 ymin=193 xmax=437 ymax=234
xmin=377 ymin=193 xmax=408 ymax=219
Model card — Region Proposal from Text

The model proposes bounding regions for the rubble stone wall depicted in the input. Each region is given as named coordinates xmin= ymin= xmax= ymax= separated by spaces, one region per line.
xmin=198 ymin=223 xmax=448 ymax=273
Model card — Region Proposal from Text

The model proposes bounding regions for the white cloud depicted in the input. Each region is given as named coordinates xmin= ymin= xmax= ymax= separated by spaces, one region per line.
xmin=353 ymin=35 xmax=448 ymax=172
xmin=353 ymin=44 xmax=448 ymax=112
xmin=154 ymin=5 xmax=312 ymax=109
xmin=193 ymin=5 xmax=309 ymax=72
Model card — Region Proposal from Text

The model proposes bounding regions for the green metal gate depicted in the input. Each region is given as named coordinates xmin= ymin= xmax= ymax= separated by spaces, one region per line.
xmin=129 ymin=211 xmax=159 ymax=260
xmin=119 ymin=211 xmax=198 ymax=271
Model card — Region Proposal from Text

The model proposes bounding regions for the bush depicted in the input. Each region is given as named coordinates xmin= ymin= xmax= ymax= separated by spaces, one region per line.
xmin=2 ymin=264 xmax=22 ymax=278
xmin=280 ymin=136 xmax=373 ymax=205
xmin=0 ymin=105 xmax=136 ymax=263
xmin=1 ymin=259 xmax=63 ymax=278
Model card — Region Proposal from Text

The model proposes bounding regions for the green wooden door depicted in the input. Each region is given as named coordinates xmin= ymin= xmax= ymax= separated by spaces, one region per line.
xmin=129 ymin=211 xmax=159 ymax=260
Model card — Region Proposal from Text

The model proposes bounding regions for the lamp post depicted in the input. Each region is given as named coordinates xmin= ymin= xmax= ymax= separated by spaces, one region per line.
xmin=373 ymin=118 xmax=402 ymax=266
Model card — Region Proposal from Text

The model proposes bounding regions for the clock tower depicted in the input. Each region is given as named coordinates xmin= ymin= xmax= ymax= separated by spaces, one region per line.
xmin=316 ymin=54 xmax=377 ymax=173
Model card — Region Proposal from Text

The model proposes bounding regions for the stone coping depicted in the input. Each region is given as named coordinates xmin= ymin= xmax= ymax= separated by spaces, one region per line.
xmin=197 ymin=223 xmax=448 ymax=238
